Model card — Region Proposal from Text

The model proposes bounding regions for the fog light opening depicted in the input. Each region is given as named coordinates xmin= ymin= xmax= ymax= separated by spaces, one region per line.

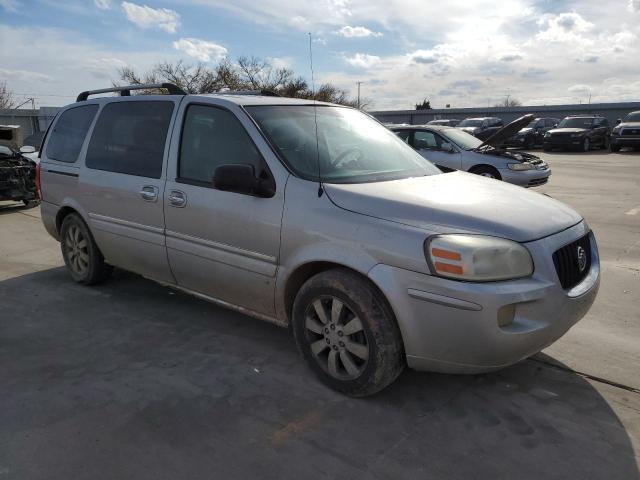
xmin=497 ymin=304 xmax=515 ymax=328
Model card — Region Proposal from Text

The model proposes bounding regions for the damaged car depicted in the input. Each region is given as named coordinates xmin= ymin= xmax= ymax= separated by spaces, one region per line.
xmin=0 ymin=145 xmax=39 ymax=206
xmin=390 ymin=114 xmax=551 ymax=187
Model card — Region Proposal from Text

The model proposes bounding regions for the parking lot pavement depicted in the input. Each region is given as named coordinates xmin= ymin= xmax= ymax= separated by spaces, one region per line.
xmin=1 ymin=151 xmax=639 ymax=479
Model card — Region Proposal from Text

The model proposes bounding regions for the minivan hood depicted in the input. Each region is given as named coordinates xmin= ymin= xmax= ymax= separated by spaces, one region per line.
xmin=324 ymin=172 xmax=581 ymax=243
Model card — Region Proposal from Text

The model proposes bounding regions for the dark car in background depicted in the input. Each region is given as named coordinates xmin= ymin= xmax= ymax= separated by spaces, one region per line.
xmin=502 ymin=117 xmax=560 ymax=149
xmin=0 ymin=145 xmax=39 ymax=206
xmin=427 ymin=119 xmax=460 ymax=127
xmin=543 ymin=116 xmax=610 ymax=152
xmin=610 ymin=111 xmax=640 ymax=152
xmin=456 ymin=117 xmax=503 ymax=141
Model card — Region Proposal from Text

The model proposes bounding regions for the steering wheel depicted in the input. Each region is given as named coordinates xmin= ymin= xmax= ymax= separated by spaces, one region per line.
xmin=331 ymin=147 xmax=364 ymax=169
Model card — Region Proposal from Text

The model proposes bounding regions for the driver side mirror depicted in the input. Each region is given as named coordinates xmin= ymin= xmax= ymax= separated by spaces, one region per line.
xmin=19 ymin=145 xmax=36 ymax=154
xmin=616 ymin=118 xmax=621 ymax=125
xmin=213 ymin=164 xmax=275 ymax=198
xmin=441 ymin=142 xmax=455 ymax=153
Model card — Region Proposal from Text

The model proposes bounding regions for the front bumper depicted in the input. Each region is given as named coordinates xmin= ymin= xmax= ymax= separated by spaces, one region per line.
xmin=543 ymin=136 xmax=585 ymax=149
xmin=498 ymin=166 xmax=551 ymax=188
xmin=611 ymin=135 xmax=640 ymax=147
xmin=368 ymin=221 xmax=599 ymax=374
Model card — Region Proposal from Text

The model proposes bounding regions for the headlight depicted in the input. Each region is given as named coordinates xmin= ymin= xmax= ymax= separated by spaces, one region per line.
xmin=425 ymin=234 xmax=533 ymax=281
xmin=612 ymin=127 xmax=621 ymax=135
xmin=571 ymin=133 xmax=584 ymax=138
xmin=544 ymin=132 xmax=551 ymax=138
xmin=508 ymin=162 xmax=535 ymax=171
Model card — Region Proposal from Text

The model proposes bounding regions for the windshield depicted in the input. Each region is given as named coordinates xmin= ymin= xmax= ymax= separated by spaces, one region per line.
xmin=246 ymin=105 xmax=441 ymax=183
xmin=624 ymin=112 xmax=640 ymax=122
xmin=440 ymin=128 xmax=484 ymax=150
xmin=458 ymin=119 xmax=483 ymax=127
xmin=558 ymin=117 xmax=593 ymax=128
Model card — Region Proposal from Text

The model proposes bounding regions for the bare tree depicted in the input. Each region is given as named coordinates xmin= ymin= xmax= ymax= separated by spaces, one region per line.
xmin=114 ymin=58 xmax=364 ymax=107
xmin=494 ymin=97 xmax=522 ymax=107
xmin=0 ymin=81 xmax=16 ymax=109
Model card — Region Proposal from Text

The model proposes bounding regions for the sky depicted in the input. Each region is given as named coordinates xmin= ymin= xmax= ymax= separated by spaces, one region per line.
xmin=1 ymin=0 xmax=639 ymax=110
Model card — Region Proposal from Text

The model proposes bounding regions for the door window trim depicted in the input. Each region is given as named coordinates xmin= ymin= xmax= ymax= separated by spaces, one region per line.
xmin=175 ymin=102 xmax=275 ymax=193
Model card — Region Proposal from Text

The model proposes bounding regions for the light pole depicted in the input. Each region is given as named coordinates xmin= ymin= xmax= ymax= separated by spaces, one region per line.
xmin=356 ymin=81 xmax=364 ymax=109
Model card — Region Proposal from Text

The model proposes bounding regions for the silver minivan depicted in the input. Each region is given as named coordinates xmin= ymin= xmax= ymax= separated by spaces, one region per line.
xmin=38 ymin=84 xmax=600 ymax=396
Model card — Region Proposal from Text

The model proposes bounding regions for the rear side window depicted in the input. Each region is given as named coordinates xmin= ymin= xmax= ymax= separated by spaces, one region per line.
xmin=86 ymin=101 xmax=174 ymax=179
xmin=45 ymin=105 xmax=98 ymax=163
xmin=178 ymin=104 xmax=263 ymax=183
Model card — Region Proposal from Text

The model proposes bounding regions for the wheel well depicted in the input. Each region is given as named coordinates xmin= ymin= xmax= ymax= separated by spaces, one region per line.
xmin=283 ymin=262 xmax=392 ymax=324
xmin=469 ymin=164 xmax=501 ymax=179
xmin=55 ymin=206 xmax=79 ymax=235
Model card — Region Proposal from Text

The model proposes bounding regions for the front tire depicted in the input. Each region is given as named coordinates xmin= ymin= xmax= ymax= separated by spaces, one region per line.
xmin=291 ymin=269 xmax=404 ymax=397
xmin=470 ymin=165 xmax=502 ymax=180
xmin=60 ymin=213 xmax=113 ymax=285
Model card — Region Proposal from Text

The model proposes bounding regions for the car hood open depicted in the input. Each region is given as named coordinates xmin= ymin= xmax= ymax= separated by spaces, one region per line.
xmin=479 ymin=114 xmax=535 ymax=148
xmin=324 ymin=171 xmax=581 ymax=243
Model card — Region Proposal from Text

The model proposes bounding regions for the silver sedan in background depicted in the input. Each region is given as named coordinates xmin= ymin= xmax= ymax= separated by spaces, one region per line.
xmin=390 ymin=114 xmax=551 ymax=188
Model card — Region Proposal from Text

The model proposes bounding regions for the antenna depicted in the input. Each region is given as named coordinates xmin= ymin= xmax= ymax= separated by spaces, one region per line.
xmin=308 ymin=32 xmax=323 ymax=197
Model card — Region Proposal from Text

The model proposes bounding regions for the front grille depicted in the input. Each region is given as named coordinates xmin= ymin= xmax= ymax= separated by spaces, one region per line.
xmin=528 ymin=177 xmax=548 ymax=187
xmin=552 ymin=234 xmax=591 ymax=289
xmin=622 ymin=128 xmax=640 ymax=136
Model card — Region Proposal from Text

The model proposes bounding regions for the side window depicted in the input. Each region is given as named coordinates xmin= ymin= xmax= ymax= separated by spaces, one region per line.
xmin=179 ymin=104 xmax=263 ymax=184
xmin=600 ymin=118 xmax=609 ymax=127
xmin=482 ymin=120 xmax=489 ymax=128
xmin=414 ymin=131 xmax=440 ymax=150
xmin=394 ymin=130 xmax=411 ymax=144
xmin=86 ymin=101 xmax=174 ymax=179
xmin=45 ymin=105 xmax=98 ymax=163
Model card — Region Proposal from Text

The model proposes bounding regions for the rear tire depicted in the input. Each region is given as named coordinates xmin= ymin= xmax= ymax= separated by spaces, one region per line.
xmin=60 ymin=213 xmax=113 ymax=285
xmin=470 ymin=165 xmax=502 ymax=180
xmin=291 ymin=269 xmax=405 ymax=397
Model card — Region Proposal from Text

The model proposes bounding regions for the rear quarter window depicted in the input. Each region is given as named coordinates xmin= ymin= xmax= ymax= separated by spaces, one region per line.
xmin=85 ymin=101 xmax=174 ymax=179
xmin=45 ymin=104 xmax=98 ymax=163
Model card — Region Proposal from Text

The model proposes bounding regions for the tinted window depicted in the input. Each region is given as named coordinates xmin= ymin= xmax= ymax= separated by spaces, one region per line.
xmin=394 ymin=130 xmax=411 ymax=143
xmin=86 ymin=101 xmax=174 ymax=178
xmin=179 ymin=105 xmax=263 ymax=183
xmin=414 ymin=131 xmax=440 ymax=149
xmin=46 ymin=105 xmax=98 ymax=163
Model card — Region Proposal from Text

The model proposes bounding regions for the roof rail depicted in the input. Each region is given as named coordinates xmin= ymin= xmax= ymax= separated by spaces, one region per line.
xmin=214 ymin=89 xmax=280 ymax=97
xmin=76 ymin=83 xmax=187 ymax=102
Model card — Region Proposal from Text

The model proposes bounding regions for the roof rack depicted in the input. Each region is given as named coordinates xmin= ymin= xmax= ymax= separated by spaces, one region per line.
xmin=214 ymin=89 xmax=280 ymax=97
xmin=76 ymin=83 xmax=186 ymax=102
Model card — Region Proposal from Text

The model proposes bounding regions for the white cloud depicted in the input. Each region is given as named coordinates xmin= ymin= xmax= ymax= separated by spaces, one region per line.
xmin=121 ymin=2 xmax=180 ymax=33
xmin=568 ymin=84 xmax=591 ymax=94
xmin=344 ymin=53 xmax=381 ymax=69
xmin=629 ymin=0 xmax=640 ymax=11
xmin=94 ymin=0 xmax=111 ymax=10
xmin=267 ymin=56 xmax=292 ymax=69
xmin=336 ymin=26 xmax=382 ymax=38
xmin=0 ymin=0 xmax=18 ymax=12
xmin=0 ymin=68 xmax=53 ymax=82
xmin=173 ymin=38 xmax=227 ymax=62
xmin=536 ymin=12 xmax=593 ymax=42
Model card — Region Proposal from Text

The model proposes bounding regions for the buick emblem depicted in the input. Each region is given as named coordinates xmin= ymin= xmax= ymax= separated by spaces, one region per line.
xmin=577 ymin=246 xmax=587 ymax=272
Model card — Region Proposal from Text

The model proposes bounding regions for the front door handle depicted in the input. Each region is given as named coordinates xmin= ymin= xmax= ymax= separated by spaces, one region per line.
xmin=168 ymin=190 xmax=187 ymax=208
xmin=140 ymin=185 xmax=158 ymax=202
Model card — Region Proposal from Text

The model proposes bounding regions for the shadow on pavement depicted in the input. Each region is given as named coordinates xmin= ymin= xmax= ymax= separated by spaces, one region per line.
xmin=1 ymin=268 xmax=638 ymax=480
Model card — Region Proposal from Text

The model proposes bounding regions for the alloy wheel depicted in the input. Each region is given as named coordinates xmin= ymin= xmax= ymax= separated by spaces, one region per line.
xmin=64 ymin=224 xmax=90 ymax=275
xmin=304 ymin=296 xmax=369 ymax=380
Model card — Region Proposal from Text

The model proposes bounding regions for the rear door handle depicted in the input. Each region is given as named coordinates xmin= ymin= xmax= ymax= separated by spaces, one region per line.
xmin=140 ymin=185 xmax=158 ymax=202
xmin=168 ymin=190 xmax=187 ymax=208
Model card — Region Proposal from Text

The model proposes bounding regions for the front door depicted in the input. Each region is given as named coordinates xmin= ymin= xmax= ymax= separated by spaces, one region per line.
xmin=413 ymin=130 xmax=462 ymax=171
xmin=80 ymin=98 xmax=178 ymax=283
xmin=163 ymin=102 xmax=285 ymax=316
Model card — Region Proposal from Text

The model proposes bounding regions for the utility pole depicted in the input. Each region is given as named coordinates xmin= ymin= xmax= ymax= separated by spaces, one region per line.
xmin=356 ymin=81 xmax=363 ymax=109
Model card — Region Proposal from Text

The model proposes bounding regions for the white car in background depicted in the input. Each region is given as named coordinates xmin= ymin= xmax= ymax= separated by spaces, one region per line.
xmin=390 ymin=114 xmax=551 ymax=188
